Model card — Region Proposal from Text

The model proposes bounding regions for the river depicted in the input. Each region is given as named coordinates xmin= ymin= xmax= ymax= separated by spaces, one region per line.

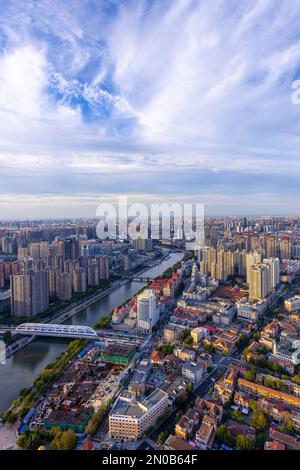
xmin=0 ymin=252 xmax=183 ymax=414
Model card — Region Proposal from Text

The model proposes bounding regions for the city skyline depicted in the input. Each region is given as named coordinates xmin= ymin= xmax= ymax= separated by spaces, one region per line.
xmin=1 ymin=1 xmax=300 ymax=217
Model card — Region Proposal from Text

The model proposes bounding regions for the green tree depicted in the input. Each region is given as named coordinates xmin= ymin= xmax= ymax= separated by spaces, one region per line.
xmin=157 ymin=431 xmax=169 ymax=444
xmin=248 ymin=399 xmax=257 ymax=412
xmin=231 ymin=409 xmax=245 ymax=423
xmin=255 ymin=433 xmax=267 ymax=450
xmin=85 ymin=406 xmax=106 ymax=436
xmin=236 ymin=434 xmax=255 ymax=450
xmin=50 ymin=429 xmax=77 ymax=450
xmin=251 ymin=410 xmax=267 ymax=431
xmin=244 ymin=369 xmax=256 ymax=382
xmin=178 ymin=329 xmax=191 ymax=341
xmin=216 ymin=425 xmax=233 ymax=446
xmin=17 ymin=430 xmax=46 ymax=450
xmin=157 ymin=343 xmax=175 ymax=355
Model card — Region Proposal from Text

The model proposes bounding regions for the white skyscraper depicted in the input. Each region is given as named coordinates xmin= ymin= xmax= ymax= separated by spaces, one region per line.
xmin=137 ymin=289 xmax=158 ymax=333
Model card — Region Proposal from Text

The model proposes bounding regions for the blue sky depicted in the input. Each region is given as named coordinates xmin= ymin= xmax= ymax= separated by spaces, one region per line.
xmin=1 ymin=0 xmax=300 ymax=218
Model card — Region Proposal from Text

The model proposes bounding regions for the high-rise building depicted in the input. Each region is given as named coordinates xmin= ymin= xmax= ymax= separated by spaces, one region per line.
xmin=30 ymin=242 xmax=49 ymax=260
xmin=97 ymin=255 xmax=109 ymax=280
xmin=2 ymin=236 xmax=13 ymax=254
xmin=234 ymin=249 xmax=246 ymax=276
xmin=137 ymin=289 xmax=158 ymax=333
xmin=265 ymin=235 xmax=277 ymax=258
xmin=249 ymin=265 xmax=270 ymax=300
xmin=246 ymin=251 xmax=262 ymax=283
xmin=10 ymin=271 xmax=49 ymax=317
xmin=48 ymin=268 xmax=58 ymax=298
xmin=132 ymin=238 xmax=153 ymax=251
xmin=18 ymin=247 xmax=28 ymax=261
xmin=279 ymin=237 xmax=291 ymax=261
xmin=56 ymin=272 xmax=72 ymax=301
xmin=73 ymin=268 xmax=87 ymax=293
xmin=87 ymin=262 xmax=99 ymax=287
xmin=263 ymin=258 xmax=280 ymax=290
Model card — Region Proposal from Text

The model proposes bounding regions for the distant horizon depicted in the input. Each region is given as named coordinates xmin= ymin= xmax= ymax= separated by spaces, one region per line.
xmin=1 ymin=212 xmax=300 ymax=223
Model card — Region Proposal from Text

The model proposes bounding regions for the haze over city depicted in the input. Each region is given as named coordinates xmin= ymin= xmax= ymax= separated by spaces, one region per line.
xmin=1 ymin=0 xmax=300 ymax=217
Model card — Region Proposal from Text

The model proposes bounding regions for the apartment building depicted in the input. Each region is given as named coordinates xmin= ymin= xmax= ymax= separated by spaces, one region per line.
xmin=109 ymin=389 xmax=168 ymax=440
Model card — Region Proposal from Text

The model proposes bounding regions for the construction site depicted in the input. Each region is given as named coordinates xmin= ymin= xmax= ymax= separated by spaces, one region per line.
xmin=27 ymin=344 xmax=128 ymax=434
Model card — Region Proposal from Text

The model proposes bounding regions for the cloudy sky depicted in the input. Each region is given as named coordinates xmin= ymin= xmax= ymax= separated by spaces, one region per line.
xmin=0 ymin=0 xmax=300 ymax=218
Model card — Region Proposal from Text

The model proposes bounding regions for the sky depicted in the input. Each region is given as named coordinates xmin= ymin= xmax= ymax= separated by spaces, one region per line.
xmin=1 ymin=0 xmax=300 ymax=218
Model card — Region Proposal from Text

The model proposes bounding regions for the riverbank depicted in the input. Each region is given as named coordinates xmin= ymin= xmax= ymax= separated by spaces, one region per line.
xmin=2 ymin=252 xmax=169 ymax=360
xmin=0 ymin=252 xmax=184 ymax=415
xmin=0 ymin=423 xmax=19 ymax=450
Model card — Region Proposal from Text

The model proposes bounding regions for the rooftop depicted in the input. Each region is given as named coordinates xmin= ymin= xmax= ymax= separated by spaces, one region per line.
xmin=110 ymin=388 xmax=167 ymax=419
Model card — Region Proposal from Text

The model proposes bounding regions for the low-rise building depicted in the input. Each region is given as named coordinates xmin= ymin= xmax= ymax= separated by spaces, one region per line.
xmin=191 ymin=327 xmax=209 ymax=343
xmin=181 ymin=361 xmax=204 ymax=385
xmin=268 ymin=427 xmax=300 ymax=450
xmin=164 ymin=434 xmax=196 ymax=451
xmin=238 ymin=378 xmax=300 ymax=408
xmin=174 ymin=346 xmax=196 ymax=362
xmin=195 ymin=414 xmax=217 ymax=449
xmin=197 ymin=353 xmax=213 ymax=372
xmin=285 ymin=295 xmax=300 ymax=313
xmin=175 ymin=408 xmax=200 ymax=440
xmin=150 ymin=351 xmax=164 ymax=365
xmin=164 ymin=323 xmax=184 ymax=342
xmin=100 ymin=344 xmax=136 ymax=365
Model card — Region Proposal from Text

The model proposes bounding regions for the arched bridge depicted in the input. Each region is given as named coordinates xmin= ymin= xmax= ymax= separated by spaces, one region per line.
xmin=15 ymin=323 xmax=99 ymax=339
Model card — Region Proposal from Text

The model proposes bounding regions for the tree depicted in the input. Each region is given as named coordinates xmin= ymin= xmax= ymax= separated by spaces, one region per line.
xmin=50 ymin=429 xmax=77 ymax=450
xmin=203 ymin=342 xmax=215 ymax=354
xmin=157 ymin=343 xmax=174 ymax=355
xmin=3 ymin=410 xmax=18 ymax=424
xmin=264 ymin=377 xmax=284 ymax=391
xmin=224 ymin=401 xmax=232 ymax=410
xmin=178 ymin=329 xmax=191 ymax=341
xmin=183 ymin=335 xmax=193 ymax=346
xmin=236 ymin=434 xmax=254 ymax=450
xmin=244 ymin=369 xmax=256 ymax=382
xmin=85 ymin=407 xmax=105 ymax=436
xmin=19 ymin=387 xmax=31 ymax=398
xmin=248 ymin=399 xmax=257 ymax=412
xmin=236 ymin=334 xmax=247 ymax=348
xmin=49 ymin=426 xmax=62 ymax=439
xmin=255 ymin=433 xmax=267 ymax=450
xmin=216 ymin=425 xmax=233 ymax=446
xmin=17 ymin=430 xmax=46 ymax=450
xmin=251 ymin=410 xmax=267 ymax=431
xmin=186 ymin=383 xmax=193 ymax=396
xmin=231 ymin=409 xmax=245 ymax=423
xmin=157 ymin=431 xmax=169 ymax=444
xmin=282 ymin=412 xmax=294 ymax=433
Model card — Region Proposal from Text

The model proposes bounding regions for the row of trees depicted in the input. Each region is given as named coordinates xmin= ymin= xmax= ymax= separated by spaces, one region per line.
xmin=2 ymin=339 xmax=87 ymax=424
xmin=17 ymin=427 xmax=77 ymax=450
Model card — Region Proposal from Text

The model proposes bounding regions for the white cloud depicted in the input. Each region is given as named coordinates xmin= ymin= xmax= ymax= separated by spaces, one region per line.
xmin=0 ymin=0 xmax=300 ymax=216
